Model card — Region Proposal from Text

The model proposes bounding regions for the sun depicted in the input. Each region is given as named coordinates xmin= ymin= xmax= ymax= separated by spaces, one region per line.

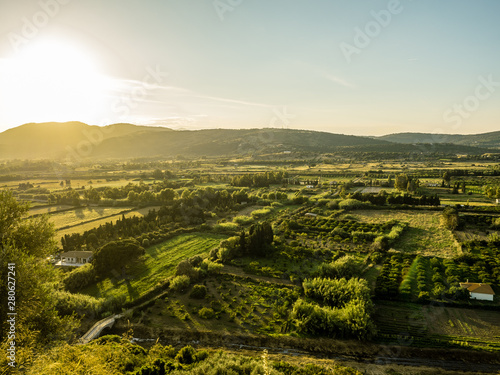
xmin=0 ymin=38 xmax=111 ymax=125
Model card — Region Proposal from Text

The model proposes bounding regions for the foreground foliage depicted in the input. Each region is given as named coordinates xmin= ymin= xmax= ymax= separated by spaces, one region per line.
xmin=26 ymin=336 xmax=361 ymax=375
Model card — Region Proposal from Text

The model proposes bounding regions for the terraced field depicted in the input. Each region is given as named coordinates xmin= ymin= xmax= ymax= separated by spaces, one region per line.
xmin=374 ymin=301 xmax=500 ymax=351
xmin=82 ymin=233 xmax=226 ymax=302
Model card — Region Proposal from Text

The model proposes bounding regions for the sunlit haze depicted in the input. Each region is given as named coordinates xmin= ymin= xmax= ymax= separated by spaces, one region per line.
xmin=1 ymin=0 xmax=499 ymax=135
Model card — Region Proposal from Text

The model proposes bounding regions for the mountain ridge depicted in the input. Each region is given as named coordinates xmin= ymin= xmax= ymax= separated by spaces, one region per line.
xmin=0 ymin=122 xmax=497 ymax=160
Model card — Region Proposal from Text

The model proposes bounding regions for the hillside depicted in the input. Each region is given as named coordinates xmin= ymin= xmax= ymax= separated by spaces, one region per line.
xmin=0 ymin=122 xmax=389 ymax=160
xmin=0 ymin=122 xmax=496 ymax=160
xmin=378 ymin=131 xmax=500 ymax=149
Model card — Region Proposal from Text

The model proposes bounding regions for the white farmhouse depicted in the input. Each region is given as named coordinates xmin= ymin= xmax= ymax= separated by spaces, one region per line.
xmin=56 ymin=251 xmax=93 ymax=267
xmin=460 ymin=282 xmax=495 ymax=301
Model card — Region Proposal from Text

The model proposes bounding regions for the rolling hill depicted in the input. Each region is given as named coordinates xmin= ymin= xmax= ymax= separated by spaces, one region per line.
xmin=0 ymin=122 xmax=496 ymax=160
xmin=378 ymin=131 xmax=500 ymax=149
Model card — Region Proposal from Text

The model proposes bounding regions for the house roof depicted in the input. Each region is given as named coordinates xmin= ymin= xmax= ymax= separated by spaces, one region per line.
xmin=61 ymin=251 xmax=93 ymax=258
xmin=460 ymin=282 xmax=495 ymax=295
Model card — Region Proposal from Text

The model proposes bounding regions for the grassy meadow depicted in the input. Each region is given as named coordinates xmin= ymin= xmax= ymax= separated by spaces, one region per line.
xmin=81 ymin=233 xmax=226 ymax=302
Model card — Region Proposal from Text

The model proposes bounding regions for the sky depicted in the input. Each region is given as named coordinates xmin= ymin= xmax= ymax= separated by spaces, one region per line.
xmin=0 ymin=0 xmax=499 ymax=136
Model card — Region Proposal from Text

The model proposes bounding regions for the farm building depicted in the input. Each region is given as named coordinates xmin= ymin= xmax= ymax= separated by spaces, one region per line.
xmin=56 ymin=251 xmax=93 ymax=267
xmin=460 ymin=282 xmax=495 ymax=301
xmin=304 ymin=212 xmax=318 ymax=217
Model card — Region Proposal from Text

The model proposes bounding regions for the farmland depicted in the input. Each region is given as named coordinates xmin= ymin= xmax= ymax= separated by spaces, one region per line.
xmin=3 ymin=154 xmax=500 ymax=374
xmin=82 ymin=233 xmax=226 ymax=302
xmin=349 ymin=210 xmax=460 ymax=258
xmin=49 ymin=206 xmax=133 ymax=230
xmin=374 ymin=301 xmax=500 ymax=351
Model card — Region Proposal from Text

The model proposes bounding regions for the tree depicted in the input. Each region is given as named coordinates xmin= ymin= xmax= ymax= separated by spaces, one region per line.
xmin=394 ymin=174 xmax=409 ymax=191
xmin=247 ymin=222 xmax=274 ymax=256
xmin=152 ymin=169 xmax=164 ymax=180
xmin=84 ymin=187 xmax=101 ymax=203
xmin=159 ymin=188 xmax=176 ymax=202
xmin=443 ymin=171 xmax=451 ymax=188
xmin=441 ymin=206 xmax=460 ymax=230
xmin=85 ymin=233 xmax=99 ymax=250
xmin=0 ymin=191 xmax=76 ymax=368
xmin=92 ymin=239 xmax=145 ymax=276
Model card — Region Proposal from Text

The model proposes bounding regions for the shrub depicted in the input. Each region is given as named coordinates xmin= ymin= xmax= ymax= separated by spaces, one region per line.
xmin=63 ymin=263 xmax=96 ymax=292
xmin=170 ymin=275 xmax=190 ymax=293
xmin=189 ymin=284 xmax=207 ymax=299
xmin=338 ymin=199 xmax=368 ymax=210
xmin=327 ymin=199 xmax=341 ymax=210
xmin=198 ymin=307 xmax=215 ymax=319
xmin=303 ymin=277 xmax=371 ymax=308
xmin=315 ymin=255 xmax=360 ymax=279
xmin=176 ymin=260 xmax=199 ymax=280
xmin=251 ymin=208 xmax=271 ymax=218
xmin=53 ymin=290 xmax=102 ymax=317
xmin=201 ymin=259 xmax=223 ymax=275
xmin=291 ymin=298 xmax=374 ymax=340
xmin=175 ymin=345 xmax=196 ymax=364
xmin=213 ymin=222 xmax=239 ymax=232
xmin=233 ymin=215 xmax=254 ymax=225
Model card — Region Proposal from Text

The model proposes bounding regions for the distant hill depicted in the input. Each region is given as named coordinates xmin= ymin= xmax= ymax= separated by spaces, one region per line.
xmin=377 ymin=131 xmax=500 ymax=149
xmin=0 ymin=122 xmax=495 ymax=160
xmin=0 ymin=122 xmax=390 ymax=160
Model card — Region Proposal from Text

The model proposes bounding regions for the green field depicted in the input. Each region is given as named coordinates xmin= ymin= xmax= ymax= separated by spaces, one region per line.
xmin=349 ymin=210 xmax=460 ymax=258
xmin=82 ymin=233 xmax=226 ymax=302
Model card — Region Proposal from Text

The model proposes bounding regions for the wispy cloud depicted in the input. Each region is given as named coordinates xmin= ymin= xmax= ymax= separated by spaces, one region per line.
xmin=325 ymin=74 xmax=356 ymax=89
xmin=193 ymin=94 xmax=273 ymax=108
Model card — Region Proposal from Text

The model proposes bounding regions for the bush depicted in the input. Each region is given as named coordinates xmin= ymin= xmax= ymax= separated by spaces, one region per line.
xmin=233 ymin=215 xmax=254 ymax=225
xmin=251 ymin=208 xmax=271 ymax=218
xmin=63 ymin=263 xmax=96 ymax=292
xmin=338 ymin=199 xmax=369 ymax=210
xmin=198 ymin=307 xmax=215 ymax=319
xmin=213 ymin=222 xmax=239 ymax=232
xmin=327 ymin=199 xmax=341 ymax=209
xmin=303 ymin=277 xmax=371 ymax=308
xmin=170 ymin=275 xmax=190 ymax=293
xmin=291 ymin=298 xmax=374 ymax=340
xmin=175 ymin=345 xmax=196 ymax=364
xmin=189 ymin=284 xmax=207 ymax=299
xmin=176 ymin=260 xmax=199 ymax=280
xmin=315 ymin=255 xmax=360 ymax=279
xmin=201 ymin=259 xmax=223 ymax=275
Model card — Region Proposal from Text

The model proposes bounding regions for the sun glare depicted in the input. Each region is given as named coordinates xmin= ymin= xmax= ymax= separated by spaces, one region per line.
xmin=0 ymin=38 xmax=111 ymax=124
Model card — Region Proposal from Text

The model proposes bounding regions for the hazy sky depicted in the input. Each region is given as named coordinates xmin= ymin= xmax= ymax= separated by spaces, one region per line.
xmin=0 ymin=0 xmax=499 ymax=135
